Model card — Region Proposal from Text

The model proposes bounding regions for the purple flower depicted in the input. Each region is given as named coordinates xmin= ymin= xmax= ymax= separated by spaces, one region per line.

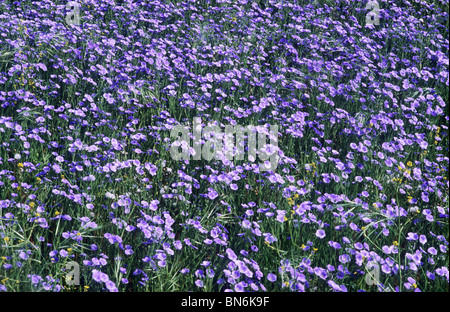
xmin=242 ymin=219 xmax=252 ymax=229
xmin=276 ymin=210 xmax=286 ymax=223
xmin=18 ymin=251 xmax=28 ymax=260
xmin=329 ymin=241 xmax=341 ymax=249
xmin=407 ymin=232 xmax=418 ymax=241
xmin=404 ymin=277 xmax=417 ymax=290
xmin=426 ymin=271 xmax=435 ymax=280
xmin=328 ymin=280 xmax=341 ymax=291
xmin=427 ymin=247 xmax=437 ymax=255
xmin=338 ymin=254 xmax=350 ymax=264
xmin=226 ymin=248 xmax=237 ymax=261
xmin=207 ymin=188 xmax=218 ymax=200
xmin=148 ymin=200 xmax=159 ymax=211
xmin=195 ymin=279 xmax=204 ymax=288
xmin=105 ymin=280 xmax=118 ymax=292
xmin=419 ymin=235 xmax=427 ymax=245
xmin=381 ymin=264 xmax=391 ymax=274
xmin=234 ymin=281 xmax=247 ymax=292
xmin=267 ymin=273 xmax=277 ymax=282
xmin=314 ymin=267 xmax=328 ymax=280
xmin=92 ymin=269 xmax=109 ymax=283
xmin=195 ymin=269 xmax=205 ymax=278
xmin=316 ymin=229 xmax=326 ymax=239
xmin=103 ymin=93 xmax=115 ymax=104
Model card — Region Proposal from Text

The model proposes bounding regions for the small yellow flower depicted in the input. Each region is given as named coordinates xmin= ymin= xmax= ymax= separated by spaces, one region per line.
xmin=36 ymin=177 xmax=41 ymax=183
xmin=406 ymin=161 xmax=413 ymax=167
xmin=54 ymin=211 xmax=60 ymax=216
xmin=84 ymin=285 xmax=89 ymax=291
xmin=29 ymin=202 xmax=35 ymax=208
xmin=393 ymin=241 xmax=398 ymax=246
xmin=412 ymin=283 xmax=417 ymax=288
xmin=3 ymin=237 xmax=9 ymax=243
xmin=61 ymin=175 xmax=65 ymax=180
xmin=312 ymin=247 xmax=318 ymax=253
xmin=18 ymin=163 xmax=24 ymax=168
xmin=284 ymin=216 xmax=288 ymax=221
xmin=67 ymin=248 xmax=73 ymax=253
xmin=301 ymin=244 xmax=306 ymax=250
xmin=284 ymin=281 xmax=290 ymax=287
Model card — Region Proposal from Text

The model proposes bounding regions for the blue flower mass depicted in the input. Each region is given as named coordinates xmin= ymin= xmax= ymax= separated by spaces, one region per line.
xmin=0 ymin=0 xmax=448 ymax=293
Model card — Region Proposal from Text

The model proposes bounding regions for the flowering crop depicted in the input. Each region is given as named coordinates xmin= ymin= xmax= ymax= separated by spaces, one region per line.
xmin=0 ymin=0 xmax=448 ymax=293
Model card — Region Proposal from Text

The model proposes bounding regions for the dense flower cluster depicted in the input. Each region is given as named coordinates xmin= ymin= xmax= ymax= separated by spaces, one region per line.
xmin=0 ymin=0 xmax=448 ymax=292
